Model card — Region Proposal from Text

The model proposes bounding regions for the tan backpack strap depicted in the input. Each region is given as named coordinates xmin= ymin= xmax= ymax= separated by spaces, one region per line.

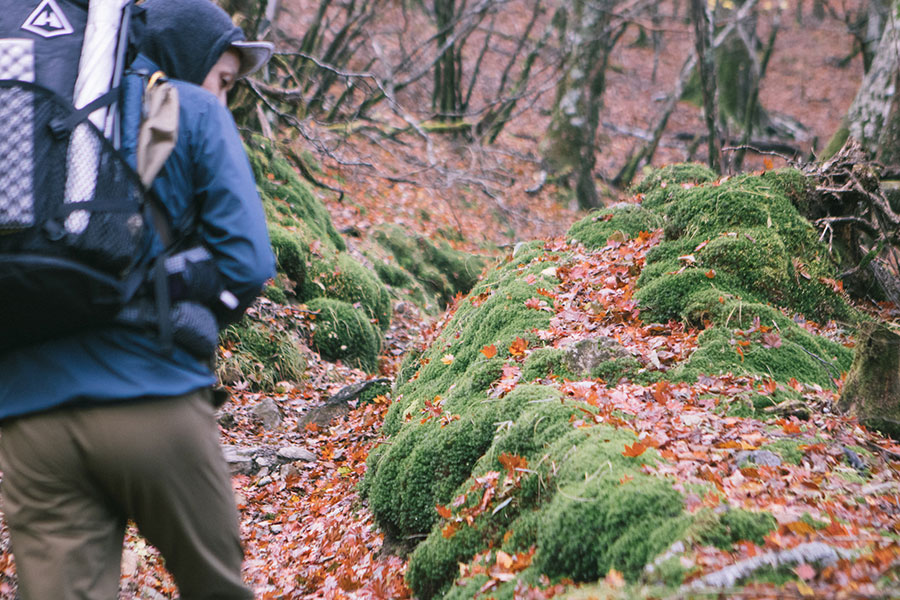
xmin=136 ymin=70 xmax=178 ymax=189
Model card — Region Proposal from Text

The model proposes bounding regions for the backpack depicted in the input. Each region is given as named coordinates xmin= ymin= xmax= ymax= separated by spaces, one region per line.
xmin=0 ymin=0 xmax=164 ymax=352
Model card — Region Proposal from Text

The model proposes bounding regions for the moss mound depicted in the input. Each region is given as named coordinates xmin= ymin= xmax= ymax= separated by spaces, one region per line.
xmin=244 ymin=135 xmax=393 ymax=365
xmin=632 ymin=162 xmax=718 ymax=195
xmin=218 ymin=316 xmax=306 ymax=390
xmin=371 ymin=224 xmax=488 ymax=312
xmin=567 ymin=204 xmax=664 ymax=249
xmin=307 ymin=297 xmax=381 ymax=372
xmin=636 ymin=169 xmax=855 ymax=326
xmin=246 ymin=135 xmax=345 ymax=251
xmin=365 ymin=166 xmax=867 ymax=598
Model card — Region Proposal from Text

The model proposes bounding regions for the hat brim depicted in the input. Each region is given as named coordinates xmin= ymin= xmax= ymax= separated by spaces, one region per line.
xmin=230 ymin=40 xmax=274 ymax=78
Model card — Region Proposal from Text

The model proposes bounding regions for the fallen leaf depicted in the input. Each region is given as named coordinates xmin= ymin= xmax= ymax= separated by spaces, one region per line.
xmin=795 ymin=563 xmax=816 ymax=581
xmin=622 ymin=442 xmax=648 ymax=457
xmin=481 ymin=344 xmax=498 ymax=359
xmin=509 ymin=337 xmax=528 ymax=357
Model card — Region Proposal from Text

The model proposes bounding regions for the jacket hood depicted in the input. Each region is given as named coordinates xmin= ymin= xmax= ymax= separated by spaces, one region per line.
xmin=137 ymin=0 xmax=245 ymax=86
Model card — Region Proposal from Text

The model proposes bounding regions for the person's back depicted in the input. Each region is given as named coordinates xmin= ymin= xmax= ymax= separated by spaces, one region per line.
xmin=0 ymin=1 xmax=275 ymax=598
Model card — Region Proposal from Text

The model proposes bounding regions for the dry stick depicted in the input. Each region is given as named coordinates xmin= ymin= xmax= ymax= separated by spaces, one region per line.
xmin=614 ymin=0 xmax=759 ymax=187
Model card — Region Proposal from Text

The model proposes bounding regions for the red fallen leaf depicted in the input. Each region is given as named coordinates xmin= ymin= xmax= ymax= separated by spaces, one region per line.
xmin=509 ymin=337 xmax=528 ymax=357
xmin=524 ymin=297 xmax=545 ymax=310
xmin=536 ymin=288 xmax=554 ymax=298
xmin=694 ymin=239 xmax=710 ymax=252
xmin=763 ymin=156 xmax=775 ymax=170
xmin=481 ymin=344 xmax=498 ymax=359
xmin=718 ymin=296 xmax=725 ymax=303
xmin=760 ymin=331 xmax=782 ymax=348
xmin=619 ymin=474 xmax=634 ymax=485
xmin=304 ymin=422 xmax=321 ymax=433
xmin=441 ymin=522 xmax=459 ymax=538
xmin=785 ymin=520 xmax=816 ymax=536
xmin=705 ymin=269 xmax=716 ymax=278
xmin=736 ymin=345 xmax=744 ymax=362
xmin=818 ymin=277 xmax=844 ymax=293
xmin=471 ymin=290 xmax=491 ymax=307
xmin=652 ymin=380 xmax=670 ymax=403
xmin=498 ymin=452 xmax=528 ymax=479
xmin=622 ymin=442 xmax=648 ymax=457
xmin=420 ymin=396 xmax=444 ymax=423
xmin=604 ymin=568 xmax=625 ymax=589
xmin=782 ymin=422 xmax=802 ymax=434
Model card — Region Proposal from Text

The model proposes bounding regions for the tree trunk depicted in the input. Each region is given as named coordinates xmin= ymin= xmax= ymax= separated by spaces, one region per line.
xmin=542 ymin=0 xmax=622 ymax=210
xmin=844 ymin=0 xmax=900 ymax=161
xmin=840 ymin=320 xmax=900 ymax=438
xmin=691 ymin=0 xmax=722 ymax=173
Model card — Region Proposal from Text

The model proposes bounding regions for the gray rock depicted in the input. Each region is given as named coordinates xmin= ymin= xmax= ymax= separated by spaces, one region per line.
xmin=298 ymin=378 xmax=390 ymax=429
xmin=251 ymin=397 xmax=283 ymax=430
xmin=734 ymin=450 xmax=782 ymax=468
xmin=563 ymin=336 xmax=630 ymax=375
xmin=221 ymin=445 xmax=259 ymax=475
xmin=277 ymin=445 xmax=316 ymax=462
xmin=217 ymin=410 xmax=236 ymax=429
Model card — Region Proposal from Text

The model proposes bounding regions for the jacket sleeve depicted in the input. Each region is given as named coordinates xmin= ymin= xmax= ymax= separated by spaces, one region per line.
xmin=191 ymin=99 xmax=275 ymax=324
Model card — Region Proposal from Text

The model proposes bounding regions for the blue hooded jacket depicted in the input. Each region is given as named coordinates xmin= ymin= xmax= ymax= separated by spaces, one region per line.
xmin=0 ymin=10 xmax=275 ymax=419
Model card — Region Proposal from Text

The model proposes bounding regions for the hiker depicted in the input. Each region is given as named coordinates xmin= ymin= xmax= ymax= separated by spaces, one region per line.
xmin=0 ymin=0 xmax=275 ymax=598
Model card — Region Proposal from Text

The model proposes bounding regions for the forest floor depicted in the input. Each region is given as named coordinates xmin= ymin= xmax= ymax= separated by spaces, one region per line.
xmin=0 ymin=2 xmax=892 ymax=599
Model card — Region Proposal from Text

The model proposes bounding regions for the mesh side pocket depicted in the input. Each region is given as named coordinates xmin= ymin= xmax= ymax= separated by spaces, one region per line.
xmin=65 ymin=119 xmax=147 ymax=273
xmin=0 ymin=39 xmax=35 ymax=230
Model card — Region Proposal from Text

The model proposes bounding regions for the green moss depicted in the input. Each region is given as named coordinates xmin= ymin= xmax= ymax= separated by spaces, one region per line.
xmin=307 ymin=297 xmax=381 ymax=372
xmin=697 ymin=509 xmax=777 ymax=549
xmin=537 ymin=475 xmax=686 ymax=582
xmin=760 ymin=438 xmax=807 ymax=465
xmin=522 ymin=347 xmax=570 ymax=381
xmin=567 ymin=205 xmax=664 ymax=249
xmin=632 ymin=163 xmax=717 ymax=196
xmin=590 ymin=356 xmax=643 ymax=384
xmin=635 ymin=267 xmax=752 ymax=323
xmin=268 ymin=224 xmax=310 ymax=287
xmin=369 ymin=386 xmax=557 ymax=538
xmin=302 ymin=253 xmax=391 ymax=331
xmin=218 ymin=317 xmax=305 ymax=390
xmin=374 ymin=259 xmax=413 ymax=288
xmin=246 ymin=135 xmax=345 ymax=251
xmin=262 ymin=282 xmax=288 ymax=304
xmin=373 ymin=224 xmax=488 ymax=309
xmin=672 ymin=315 xmax=852 ymax=388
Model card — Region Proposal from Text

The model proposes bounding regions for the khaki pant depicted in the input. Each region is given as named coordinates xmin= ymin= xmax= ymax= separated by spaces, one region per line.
xmin=0 ymin=390 xmax=252 ymax=600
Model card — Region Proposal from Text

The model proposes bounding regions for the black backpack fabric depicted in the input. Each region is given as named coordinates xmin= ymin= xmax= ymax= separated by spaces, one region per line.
xmin=0 ymin=0 xmax=155 ymax=352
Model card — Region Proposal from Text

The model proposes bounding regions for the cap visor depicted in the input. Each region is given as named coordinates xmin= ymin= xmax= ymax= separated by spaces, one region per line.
xmin=230 ymin=40 xmax=274 ymax=78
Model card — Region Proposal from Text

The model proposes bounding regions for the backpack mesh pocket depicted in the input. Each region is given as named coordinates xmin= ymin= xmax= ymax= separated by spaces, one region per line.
xmin=0 ymin=39 xmax=36 ymax=230
xmin=0 ymin=79 xmax=149 ymax=275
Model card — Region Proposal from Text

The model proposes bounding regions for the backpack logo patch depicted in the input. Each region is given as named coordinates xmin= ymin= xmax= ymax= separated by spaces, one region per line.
xmin=21 ymin=0 xmax=74 ymax=39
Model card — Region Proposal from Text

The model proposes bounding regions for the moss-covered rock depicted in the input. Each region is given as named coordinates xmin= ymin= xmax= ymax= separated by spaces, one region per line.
xmin=635 ymin=169 xmax=855 ymax=326
xmin=696 ymin=509 xmax=777 ymax=549
xmin=632 ymin=163 xmax=718 ymax=195
xmin=246 ymin=135 xmax=345 ymax=251
xmin=840 ymin=320 xmax=900 ymax=438
xmin=218 ymin=316 xmax=306 ymax=389
xmin=306 ymin=297 xmax=381 ymax=372
xmin=301 ymin=252 xmax=392 ymax=331
xmin=537 ymin=475 xmax=687 ymax=582
xmin=567 ymin=204 xmax=664 ymax=249
xmin=372 ymin=224 xmax=488 ymax=311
